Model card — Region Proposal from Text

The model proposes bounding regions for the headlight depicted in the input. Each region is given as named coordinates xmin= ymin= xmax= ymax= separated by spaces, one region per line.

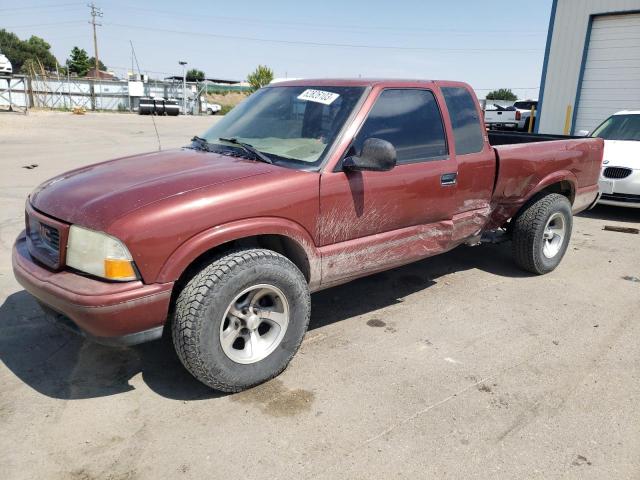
xmin=66 ymin=226 xmax=138 ymax=281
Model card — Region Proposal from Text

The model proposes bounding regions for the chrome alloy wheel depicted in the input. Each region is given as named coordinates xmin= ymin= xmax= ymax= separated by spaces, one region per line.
xmin=542 ymin=212 xmax=566 ymax=259
xmin=219 ymin=284 xmax=290 ymax=364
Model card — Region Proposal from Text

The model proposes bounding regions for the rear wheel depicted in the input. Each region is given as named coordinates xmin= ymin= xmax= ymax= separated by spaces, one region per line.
xmin=511 ymin=193 xmax=572 ymax=274
xmin=172 ymin=249 xmax=311 ymax=392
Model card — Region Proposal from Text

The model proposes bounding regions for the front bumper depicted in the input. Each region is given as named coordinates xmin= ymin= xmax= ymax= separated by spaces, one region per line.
xmin=598 ymin=169 xmax=640 ymax=208
xmin=12 ymin=232 xmax=173 ymax=345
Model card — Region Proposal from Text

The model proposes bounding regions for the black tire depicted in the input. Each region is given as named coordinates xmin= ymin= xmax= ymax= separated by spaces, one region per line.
xmin=172 ymin=249 xmax=311 ymax=392
xmin=523 ymin=118 xmax=530 ymax=132
xmin=512 ymin=193 xmax=573 ymax=275
xmin=206 ymin=108 xmax=212 ymax=115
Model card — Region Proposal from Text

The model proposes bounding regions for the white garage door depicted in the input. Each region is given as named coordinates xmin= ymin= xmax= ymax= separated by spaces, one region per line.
xmin=574 ymin=13 xmax=640 ymax=134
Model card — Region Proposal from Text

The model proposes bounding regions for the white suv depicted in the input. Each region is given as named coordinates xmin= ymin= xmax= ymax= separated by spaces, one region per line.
xmin=0 ymin=53 xmax=12 ymax=75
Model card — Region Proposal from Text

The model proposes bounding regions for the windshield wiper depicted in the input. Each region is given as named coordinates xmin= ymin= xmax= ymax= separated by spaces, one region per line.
xmin=190 ymin=135 xmax=214 ymax=151
xmin=218 ymin=137 xmax=273 ymax=164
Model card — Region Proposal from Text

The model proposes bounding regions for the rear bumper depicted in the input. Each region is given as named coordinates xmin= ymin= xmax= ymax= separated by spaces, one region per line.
xmin=12 ymin=232 xmax=173 ymax=345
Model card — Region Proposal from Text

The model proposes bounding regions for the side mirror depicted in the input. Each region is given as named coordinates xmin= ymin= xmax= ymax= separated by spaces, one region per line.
xmin=343 ymin=138 xmax=397 ymax=172
xmin=576 ymin=130 xmax=590 ymax=137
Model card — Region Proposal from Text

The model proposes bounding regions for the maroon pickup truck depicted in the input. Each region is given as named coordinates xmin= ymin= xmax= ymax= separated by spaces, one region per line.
xmin=13 ymin=79 xmax=603 ymax=392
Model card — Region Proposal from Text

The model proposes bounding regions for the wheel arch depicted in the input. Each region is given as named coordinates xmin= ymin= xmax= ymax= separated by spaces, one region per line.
xmin=157 ymin=217 xmax=321 ymax=288
xmin=490 ymin=172 xmax=577 ymax=228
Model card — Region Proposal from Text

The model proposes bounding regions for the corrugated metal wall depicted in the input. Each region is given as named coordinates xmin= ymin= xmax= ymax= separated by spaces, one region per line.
xmin=537 ymin=0 xmax=640 ymax=134
xmin=573 ymin=13 xmax=640 ymax=133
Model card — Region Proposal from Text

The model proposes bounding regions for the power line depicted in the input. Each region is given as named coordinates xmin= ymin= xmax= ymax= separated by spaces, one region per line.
xmin=2 ymin=21 xmax=86 ymax=29
xmin=108 ymin=4 xmax=546 ymax=36
xmin=0 ymin=2 xmax=81 ymax=12
xmin=104 ymin=22 xmax=542 ymax=53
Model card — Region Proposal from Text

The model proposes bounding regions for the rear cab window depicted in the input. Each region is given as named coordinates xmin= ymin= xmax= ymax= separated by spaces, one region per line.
xmin=351 ymin=88 xmax=448 ymax=164
xmin=441 ymin=86 xmax=485 ymax=155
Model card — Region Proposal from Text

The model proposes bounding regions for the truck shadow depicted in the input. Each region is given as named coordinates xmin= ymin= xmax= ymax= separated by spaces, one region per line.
xmin=0 ymin=242 xmax=526 ymax=401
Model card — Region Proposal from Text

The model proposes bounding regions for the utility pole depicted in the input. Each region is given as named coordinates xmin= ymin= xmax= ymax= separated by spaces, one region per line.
xmin=88 ymin=3 xmax=103 ymax=77
xmin=179 ymin=60 xmax=187 ymax=115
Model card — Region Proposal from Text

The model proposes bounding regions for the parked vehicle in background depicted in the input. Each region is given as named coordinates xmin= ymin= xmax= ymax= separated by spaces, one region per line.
xmin=0 ymin=53 xmax=12 ymax=75
xmin=590 ymin=111 xmax=640 ymax=208
xmin=484 ymin=103 xmax=517 ymax=129
xmin=513 ymin=100 xmax=538 ymax=131
xmin=13 ymin=79 xmax=603 ymax=392
xmin=200 ymin=97 xmax=222 ymax=115
xmin=206 ymin=104 xmax=221 ymax=115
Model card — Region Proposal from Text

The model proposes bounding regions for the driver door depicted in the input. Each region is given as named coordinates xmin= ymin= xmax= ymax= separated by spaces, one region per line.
xmin=318 ymin=87 xmax=458 ymax=285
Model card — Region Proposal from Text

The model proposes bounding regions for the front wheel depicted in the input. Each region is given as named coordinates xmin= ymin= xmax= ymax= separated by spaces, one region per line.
xmin=511 ymin=193 xmax=573 ymax=274
xmin=172 ymin=249 xmax=311 ymax=392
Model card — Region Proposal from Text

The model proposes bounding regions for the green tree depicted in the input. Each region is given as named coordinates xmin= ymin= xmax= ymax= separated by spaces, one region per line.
xmin=486 ymin=88 xmax=518 ymax=101
xmin=186 ymin=68 xmax=205 ymax=82
xmin=66 ymin=47 xmax=91 ymax=76
xmin=0 ymin=29 xmax=59 ymax=73
xmin=247 ymin=65 xmax=273 ymax=91
xmin=88 ymin=57 xmax=107 ymax=71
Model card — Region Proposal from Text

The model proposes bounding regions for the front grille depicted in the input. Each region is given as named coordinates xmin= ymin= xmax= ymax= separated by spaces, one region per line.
xmin=26 ymin=213 xmax=62 ymax=268
xmin=601 ymin=192 xmax=640 ymax=204
xmin=603 ymin=167 xmax=632 ymax=179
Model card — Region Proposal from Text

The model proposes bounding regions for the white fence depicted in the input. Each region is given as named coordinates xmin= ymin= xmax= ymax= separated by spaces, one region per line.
xmin=0 ymin=75 xmax=200 ymax=112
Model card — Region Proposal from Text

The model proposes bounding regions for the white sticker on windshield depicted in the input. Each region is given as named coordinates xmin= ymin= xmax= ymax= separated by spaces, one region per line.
xmin=297 ymin=89 xmax=340 ymax=105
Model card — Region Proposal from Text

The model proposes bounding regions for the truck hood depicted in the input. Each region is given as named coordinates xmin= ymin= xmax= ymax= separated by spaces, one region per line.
xmin=30 ymin=148 xmax=275 ymax=229
xmin=602 ymin=139 xmax=640 ymax=170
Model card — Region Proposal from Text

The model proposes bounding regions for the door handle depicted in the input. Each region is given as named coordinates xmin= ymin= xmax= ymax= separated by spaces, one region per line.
xmin=441 ymin=173 xmax=457 ymax=186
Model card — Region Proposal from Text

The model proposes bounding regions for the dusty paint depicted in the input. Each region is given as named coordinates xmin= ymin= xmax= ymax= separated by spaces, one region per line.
xmin=318 ymin=202 xmax=400 ymax=246
xmin=320 ymin=221 xmax=453 ymax=286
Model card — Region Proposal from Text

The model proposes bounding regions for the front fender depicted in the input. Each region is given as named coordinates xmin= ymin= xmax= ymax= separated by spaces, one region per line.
xmin=155 ymin=217 xmax=321 ymax=287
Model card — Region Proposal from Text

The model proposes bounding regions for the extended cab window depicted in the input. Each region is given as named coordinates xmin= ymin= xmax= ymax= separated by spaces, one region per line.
xmin=441 ymin=87 xmax=485 ymax=155
xmin=352 ymin=89 xmax=448 ymax=164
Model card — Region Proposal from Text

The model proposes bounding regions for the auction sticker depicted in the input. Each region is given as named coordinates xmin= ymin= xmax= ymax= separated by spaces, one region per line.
xmin=297 ymin=89 xmax=340 ymax=105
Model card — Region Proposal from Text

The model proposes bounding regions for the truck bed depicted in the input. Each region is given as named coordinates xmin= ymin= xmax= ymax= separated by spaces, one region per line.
xmin=486 ymin=131 xmax=603 ymax=228
xmin=488 ymin=131 xmax=579 ymax=146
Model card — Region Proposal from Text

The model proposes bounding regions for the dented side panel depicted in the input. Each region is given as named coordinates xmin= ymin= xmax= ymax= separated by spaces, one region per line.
xmin=488 ymin=137 xmax=603 ymax=227
xmin=319 ymin=221 xmax=454 ymax=286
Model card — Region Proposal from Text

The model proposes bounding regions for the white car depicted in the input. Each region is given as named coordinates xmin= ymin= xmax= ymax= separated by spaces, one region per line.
xmin=0 ymin=53 xmax=12 ymax=75
xmin=206 ymin=103 xmax=222 ymax=115
xmin=591 ymin=111 xmax=640 ymax=208
xmin=200 ymin=97 xmax=221 ymax=115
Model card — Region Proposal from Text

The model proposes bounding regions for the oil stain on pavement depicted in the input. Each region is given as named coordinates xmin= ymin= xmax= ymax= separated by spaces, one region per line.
xmin=230 ymin=379 xmax=314 ymax=417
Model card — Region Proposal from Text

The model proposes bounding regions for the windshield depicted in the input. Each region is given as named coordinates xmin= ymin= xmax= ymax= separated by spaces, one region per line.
xmin=591 ymin=114 xmax=640 ymax=141
xmin=200 ymin=85 xmax=366 ymax=168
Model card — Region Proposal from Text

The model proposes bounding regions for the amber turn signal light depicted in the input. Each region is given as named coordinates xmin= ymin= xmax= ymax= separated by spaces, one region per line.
xmin=104 ymin=258 xmax=137 ymax=280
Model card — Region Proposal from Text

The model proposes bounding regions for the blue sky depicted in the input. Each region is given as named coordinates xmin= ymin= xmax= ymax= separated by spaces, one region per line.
xmin=2 ymin=0 xmax=552 ymax=99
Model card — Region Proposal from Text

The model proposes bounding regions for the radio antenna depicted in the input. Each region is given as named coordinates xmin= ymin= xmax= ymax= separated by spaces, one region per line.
xmin=130 ymin=40 xmax=161 ymax=151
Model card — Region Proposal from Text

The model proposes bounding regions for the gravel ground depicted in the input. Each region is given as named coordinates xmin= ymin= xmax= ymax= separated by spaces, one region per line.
xmin=1 ymin=111 xmax=639 ymax=480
